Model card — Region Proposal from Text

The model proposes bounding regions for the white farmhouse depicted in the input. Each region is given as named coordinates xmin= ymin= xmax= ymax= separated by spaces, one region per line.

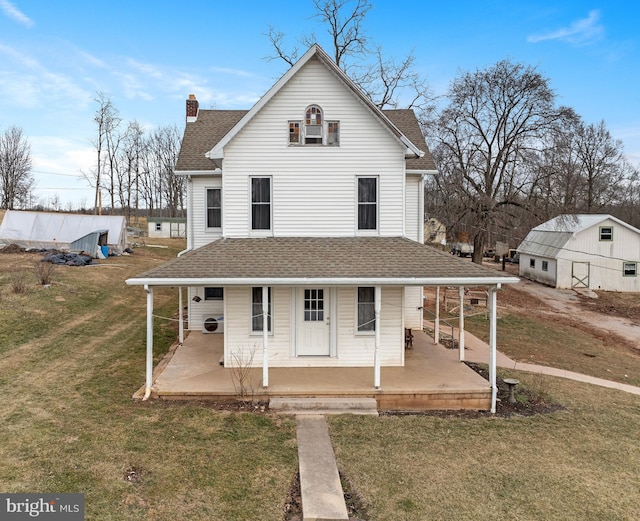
xmin=127 ymin=45 xmax=518 ymax=408
xmin=517 ymin=214 xmax=640 ymax=292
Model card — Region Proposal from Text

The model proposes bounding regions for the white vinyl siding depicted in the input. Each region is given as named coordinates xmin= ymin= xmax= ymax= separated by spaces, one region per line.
xmin=404 ymin=175 xmax=421 ymax=242
xmin=222 ymin=286 xmax=404 ymax=367
xmin=189 ymin=176 xmax=222 ymax=249
xmin=220 ymin=57 xmax=406 ymax=238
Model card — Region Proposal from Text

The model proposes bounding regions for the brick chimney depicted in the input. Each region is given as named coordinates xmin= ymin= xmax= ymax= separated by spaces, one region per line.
xmin=186 ymin=94 xmax=199 ymax=121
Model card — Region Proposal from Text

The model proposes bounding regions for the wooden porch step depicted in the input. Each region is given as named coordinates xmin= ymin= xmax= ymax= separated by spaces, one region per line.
xmin=270 ymin=397 xmax=379 ymax=416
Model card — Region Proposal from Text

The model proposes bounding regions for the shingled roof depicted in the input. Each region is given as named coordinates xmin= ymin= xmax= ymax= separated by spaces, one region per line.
xmin=127 ymin=237 xmax=517 ymax=286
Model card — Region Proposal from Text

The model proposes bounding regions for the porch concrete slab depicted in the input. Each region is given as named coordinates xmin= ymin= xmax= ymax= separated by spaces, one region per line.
xmin=296 ymin=415 xmax=349 ymax=521
xmin=147 ymin=330 xmax=492 ymax=409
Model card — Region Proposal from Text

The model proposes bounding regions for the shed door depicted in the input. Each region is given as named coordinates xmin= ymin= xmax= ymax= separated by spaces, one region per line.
xmin=572 ymin=262 xmax=590 ymax=288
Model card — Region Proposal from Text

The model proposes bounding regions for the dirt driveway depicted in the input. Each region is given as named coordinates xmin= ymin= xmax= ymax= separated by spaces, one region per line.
xmin=492 ymin=262 xmax=640 ymax=349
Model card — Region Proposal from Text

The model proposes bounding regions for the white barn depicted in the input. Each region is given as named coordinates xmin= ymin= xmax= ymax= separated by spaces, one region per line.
xmin=517 ymin=214 xmax=640 ymax=292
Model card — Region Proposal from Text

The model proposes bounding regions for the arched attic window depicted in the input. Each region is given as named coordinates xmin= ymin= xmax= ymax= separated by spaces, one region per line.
xmin=305 ymin=105 xmax=323 ymax=144
xmin=288 ymin=104 xmax=339 ymax=146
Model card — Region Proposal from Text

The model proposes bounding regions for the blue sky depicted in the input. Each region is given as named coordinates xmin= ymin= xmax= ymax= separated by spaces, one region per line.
xmin=1 ymin=0 xmax=638 ymax=207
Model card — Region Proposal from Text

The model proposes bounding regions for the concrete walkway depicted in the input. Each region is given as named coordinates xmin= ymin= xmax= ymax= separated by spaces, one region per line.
xmin=296 ymin=415 xmax=349 ymax=521
xmin=436 ymin=322 xmax=640 ymax=396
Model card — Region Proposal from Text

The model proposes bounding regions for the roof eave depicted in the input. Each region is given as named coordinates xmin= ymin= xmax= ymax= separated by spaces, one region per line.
xmin=126 ymin=276 xmax=520 ymax=287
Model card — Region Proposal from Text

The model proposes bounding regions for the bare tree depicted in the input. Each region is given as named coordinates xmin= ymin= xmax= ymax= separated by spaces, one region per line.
xmin=574 ymin=120 xmax=628 ymax=212
xmin=0 ymin=126 xmax=33 ymax=209
xmin=89 ymin=92 xmax=121 ymax=214
xmin=429 ymin=60 xmax=574 ymax=262
xmin=266 ymin=0 xmax=433 ymax=115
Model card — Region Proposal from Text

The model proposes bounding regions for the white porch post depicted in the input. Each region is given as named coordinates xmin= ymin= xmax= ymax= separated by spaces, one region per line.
xmin=489 ymin=285 xmax=499 ymax=413
xmin=374 ymin=286 xmax=381 ymax=389
xmin=262 ymin=286 xmax=269 ymax=388
xmin=434 ymin=286 xmax=440 ymax=344
xmin=143 ymin=285 xmax=154 ymax=400
xmin=458 ymin=286 xmax=465 ymax=361
xmin=178 ymin=286 xmax=184 ymax=345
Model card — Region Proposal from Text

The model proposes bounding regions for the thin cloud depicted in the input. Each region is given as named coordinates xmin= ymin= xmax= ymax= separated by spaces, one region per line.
xmin=0 ymin=0 xmax=34 ymax=27
xmin=528 ymin=10 xmax=603 ymax=46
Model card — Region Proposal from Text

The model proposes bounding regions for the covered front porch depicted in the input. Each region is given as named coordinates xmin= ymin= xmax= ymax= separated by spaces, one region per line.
xmin=136 ymin=328 xmax=492 ymax=411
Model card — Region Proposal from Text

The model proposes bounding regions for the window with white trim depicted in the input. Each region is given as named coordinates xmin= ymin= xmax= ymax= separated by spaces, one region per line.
xmin=599 ymin=226 xmax=613 ymax=241
xmin=251 ymin=177 xmax=271 ymax=231
xmin=154 ymin=222 xmax=162 ymax=231
xmin=623 ymin=262 xmax=637 ymax=277
xmin=357 ymin=177 xmax=377 ymax=230
xmin=288 ymin=104 xmax=339 ymax=146
xmin=206 ymin=188 xmax=221 ymax=228
xmin=357 ymin=287 xmax=375 ymax=332
xmin=251 ymin=287 xmax=272 ymax=332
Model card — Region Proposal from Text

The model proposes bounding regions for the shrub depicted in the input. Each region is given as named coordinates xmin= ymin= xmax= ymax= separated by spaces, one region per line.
xmin=34 ymin=260 xmax=56 ymax=285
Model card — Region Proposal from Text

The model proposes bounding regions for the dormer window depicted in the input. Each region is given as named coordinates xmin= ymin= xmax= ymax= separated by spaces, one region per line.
xmin=288 ymin=104 xmax=339 ymax=146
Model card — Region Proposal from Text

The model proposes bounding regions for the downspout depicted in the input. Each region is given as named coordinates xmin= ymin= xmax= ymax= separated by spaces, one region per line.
xmin=143 ymin=284 xmax=154 ymax=401
xmin=434 ymin=286 xmax=440 ymax=344
xmin=374 ymin=286 xmax=381 ymax=389
xmin=458 ymin=286 xmax=465 ymax=361
xmin=177 ymin=175 xmax=194 ymax=257
xmin=262 ymin=286 xmax=269 ymax=388
xmin=489 ymin=285 xmax=500 ymax=413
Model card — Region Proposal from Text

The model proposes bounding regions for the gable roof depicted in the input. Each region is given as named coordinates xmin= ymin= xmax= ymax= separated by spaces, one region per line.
xmin=127 ymin=236 xmax=517 ymax=287
xmin=517 ymin=214 xmax=640 ymax=258
xmin=174 ymin=44 xmax=437 ymax=173
xmin=533 ymin=214 xmax=640 ymax=234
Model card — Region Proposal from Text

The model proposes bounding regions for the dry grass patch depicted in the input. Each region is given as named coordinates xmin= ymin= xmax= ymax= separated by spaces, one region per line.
xmin=0 ymin=241 xmax=299 ymax=520
xmin=329 ymin=375 xmax=640 ymax=521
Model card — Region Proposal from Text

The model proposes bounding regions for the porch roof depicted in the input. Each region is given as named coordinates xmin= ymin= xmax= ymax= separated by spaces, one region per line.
xmin=126 ymin=236 xmax=519 ymax=287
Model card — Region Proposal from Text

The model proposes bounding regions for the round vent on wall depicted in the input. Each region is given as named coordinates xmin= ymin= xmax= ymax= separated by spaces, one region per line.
xmin=203 ymin=317 xmax=219 ymax=333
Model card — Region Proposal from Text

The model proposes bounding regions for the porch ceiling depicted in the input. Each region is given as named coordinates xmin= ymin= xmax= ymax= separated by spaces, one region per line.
xmin=126 ymin=236 xmax=519 ymax=287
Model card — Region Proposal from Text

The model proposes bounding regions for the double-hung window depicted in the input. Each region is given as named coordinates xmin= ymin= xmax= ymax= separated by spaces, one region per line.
xmin=206 ymin=188 xmax=221 ymax=228
xmin=357 ymin=177 xmax=377 ymax=230
xmin=251 ymin=287 xmax=272 ymax=332
xmin=357 ymin=287 xmax=375 ymax=332
xmin=599 ymin=226 xmax=613 ymax=241
xmin=623 ymin=262 xmax=637 ymax=277
xmin=251 ymin=177 xmax=271 ymax=231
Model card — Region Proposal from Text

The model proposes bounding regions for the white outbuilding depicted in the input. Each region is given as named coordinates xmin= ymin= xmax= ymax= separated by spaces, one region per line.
xmin=517 ymin=214 xmax=640 ymax=292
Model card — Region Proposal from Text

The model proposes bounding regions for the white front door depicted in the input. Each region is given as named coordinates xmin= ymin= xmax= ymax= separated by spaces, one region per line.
xmin=297 ymin=288 xmax=331 ymax=356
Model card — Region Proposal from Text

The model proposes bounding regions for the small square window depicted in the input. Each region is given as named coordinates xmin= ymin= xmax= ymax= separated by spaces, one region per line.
xmin=623 ymin=262 xmax=637 ymax=277
xmin=542 ymin=260 xmax=548 ymax=272
xmin=154 ymin=222 xmax=162 ymax=231
xmin=600 ymin=226 xmax=613 ymax=241
xmin=530 ymin=259 xmax=536 ymax=269
xmin=205 ymin=287 xmax=224 ymax=300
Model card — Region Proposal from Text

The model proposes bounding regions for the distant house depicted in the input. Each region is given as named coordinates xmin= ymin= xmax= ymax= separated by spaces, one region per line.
xmin=147 ymin=217 xmax=187 ymax=239
xmin=517 ymin=214 xmax=640 ymax=292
